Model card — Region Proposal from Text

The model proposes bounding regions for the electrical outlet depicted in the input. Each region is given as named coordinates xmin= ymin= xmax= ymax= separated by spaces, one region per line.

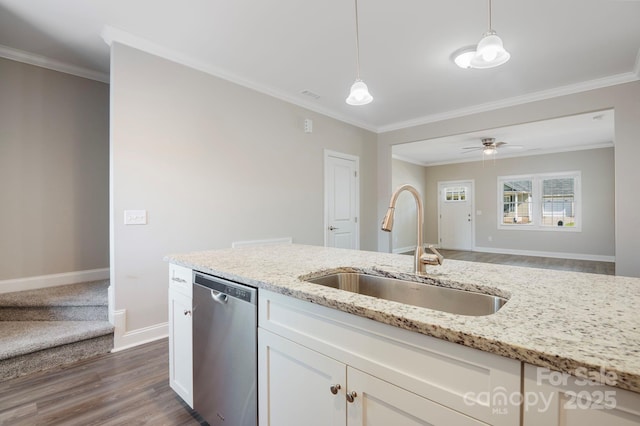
xmin=124 ymin=210 xmax=147 ymax=225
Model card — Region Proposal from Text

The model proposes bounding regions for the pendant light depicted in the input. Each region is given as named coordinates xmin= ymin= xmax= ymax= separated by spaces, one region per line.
xmin=469 ymin=0 xmax=510 ymax=69
xmin=346 ymin=0 xmax=373 ymax=105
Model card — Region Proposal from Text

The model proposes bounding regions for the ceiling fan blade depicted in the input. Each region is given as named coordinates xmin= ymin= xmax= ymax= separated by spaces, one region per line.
xmin=462 ymin=147 xmax=483 ymax=150
xmin=495 ymin=141 xmax=508 ymax=147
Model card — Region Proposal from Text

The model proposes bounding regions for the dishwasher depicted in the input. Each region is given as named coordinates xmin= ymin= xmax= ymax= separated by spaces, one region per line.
xmin=192 ymin=271 xmax=257 ymax=426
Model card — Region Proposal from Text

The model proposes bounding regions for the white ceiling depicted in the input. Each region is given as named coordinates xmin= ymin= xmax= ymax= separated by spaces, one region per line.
xmin=0 ymin=0 xmax=638 ymax=134
xmin=392 ymin=109 xmax=615 ymax=166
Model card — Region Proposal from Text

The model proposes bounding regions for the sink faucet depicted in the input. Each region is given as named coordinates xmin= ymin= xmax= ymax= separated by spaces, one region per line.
xmin=381 ymin=184 xmax=444 ymax=275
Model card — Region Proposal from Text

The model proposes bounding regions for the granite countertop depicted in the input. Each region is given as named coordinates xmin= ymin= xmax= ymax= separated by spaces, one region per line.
xmin=165 ymin=244 xmax=640 ymax=394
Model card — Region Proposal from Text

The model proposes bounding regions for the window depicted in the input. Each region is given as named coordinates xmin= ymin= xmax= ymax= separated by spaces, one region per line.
xmin=502 ymin=179 xmax=532 ymax=224
xmin=444 ymin=186 xmax=467 ymax=202
xmin=498 ymin=172 xmax=580 ymax=231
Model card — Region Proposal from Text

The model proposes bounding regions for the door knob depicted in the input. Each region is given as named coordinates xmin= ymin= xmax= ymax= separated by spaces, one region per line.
xmin=328 ymin=226 xmax=339 ymax=231
xmin=183 ymin=309 xmax=192 ymax=317
xmin=346 ymin=391 xmax=357 ymax=403
xmin=330 ymin=384 xmax=341 ymax=395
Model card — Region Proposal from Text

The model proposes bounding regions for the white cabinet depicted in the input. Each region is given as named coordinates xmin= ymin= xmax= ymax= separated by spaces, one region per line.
xmin=259 ymin=328 xmax=346 ymax=426
xmin=168 ymin=264 xmax=193 ymax=407
xmin=259 ymin=329 xmax=485 ymax=426
xmin=523 ymin=364 xmax=640 ymax=426
xmin=258 ymin=290 xmax=521 ymax=426
xmin=347 ymin=364 xmax=486 ymax=426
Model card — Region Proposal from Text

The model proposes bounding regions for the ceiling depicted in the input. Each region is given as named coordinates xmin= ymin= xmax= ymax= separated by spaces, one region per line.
xmin=392 ymin=109 xmax=615 ymax=166
xmin=0 ymin=0 xmax=638 ymax=134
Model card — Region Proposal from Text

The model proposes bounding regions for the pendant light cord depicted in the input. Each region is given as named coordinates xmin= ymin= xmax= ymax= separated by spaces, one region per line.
xmin=487 ymin=0 xmax=492 ymax=31
xmin=354 ymin=0 xmax=361 ymax=79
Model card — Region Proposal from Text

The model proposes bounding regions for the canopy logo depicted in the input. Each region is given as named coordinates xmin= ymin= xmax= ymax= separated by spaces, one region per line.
xmin=463 ymin=367 xmax=618 ymax=415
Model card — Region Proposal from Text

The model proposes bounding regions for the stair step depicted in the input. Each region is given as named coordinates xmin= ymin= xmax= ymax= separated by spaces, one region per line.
xmin=0 ymin=320 xmax=114 ymax=381
xmin=0 ymin=280 xmax=109 ymax=308
xmin=0 ymin=306 xmax=108 ymax=321
xmin=0 ymin=281 xmax=114 ymax=381
xmin=0 ymin=321 xmax=114 ymax=361
xmin=0 ymin=280 xmax=108 ymax=321
xmin=0 ymin=333 xmax=113 ymax=382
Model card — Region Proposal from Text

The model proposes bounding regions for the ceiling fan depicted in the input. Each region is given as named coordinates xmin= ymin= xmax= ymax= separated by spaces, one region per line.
xmin=462 ymin=138 xmax=513 ymax=156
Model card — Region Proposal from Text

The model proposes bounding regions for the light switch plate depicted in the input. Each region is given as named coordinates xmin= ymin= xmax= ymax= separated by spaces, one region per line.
xmin=124 ymin=210 xmax=147 ymax=225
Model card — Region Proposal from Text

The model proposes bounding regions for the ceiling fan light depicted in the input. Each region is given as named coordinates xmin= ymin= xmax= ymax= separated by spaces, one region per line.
xmin=483 ymin=146 xmax=497 ymax=155
xmin=346 ymin=79 xmax=373 ymax=105
xmin=470 ymin=31 xmax=510 ymax=69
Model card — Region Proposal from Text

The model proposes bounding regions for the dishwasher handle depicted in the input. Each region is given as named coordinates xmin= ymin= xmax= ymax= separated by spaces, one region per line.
xmin=211 ymin=290 xmax=229 ymax=304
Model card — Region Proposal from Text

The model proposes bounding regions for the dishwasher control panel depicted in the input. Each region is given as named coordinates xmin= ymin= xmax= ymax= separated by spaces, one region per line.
xmin=193 ymin=272 xmax=256 ymax=304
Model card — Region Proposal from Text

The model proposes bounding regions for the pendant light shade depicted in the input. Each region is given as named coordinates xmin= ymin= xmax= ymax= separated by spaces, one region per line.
xmin=470 ymin=30 xmax=510 ymax=69
xmin=346 ymin=79 xmax=373 ymax=105
xmin=454 ymin=0 xmax=510 ymax=69
xmin=345 ymin=0 xmax=372 ymax=105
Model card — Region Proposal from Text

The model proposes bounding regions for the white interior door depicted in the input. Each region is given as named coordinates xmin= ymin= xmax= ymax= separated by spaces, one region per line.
xmin=325 ymin=150 xmax=359 ymax=249
xmin=438 ymin=181 xmax=474 ymax=250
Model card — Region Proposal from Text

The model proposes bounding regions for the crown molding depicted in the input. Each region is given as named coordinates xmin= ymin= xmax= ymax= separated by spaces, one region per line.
xmin=0 ymin=44 xmax=109 ymax=83
xmin=100 ymin=27 xmax=640 ymax=135
xmin=378 ymin=63 xmax=640 ymax=134
xmin=101 ymin=26 xmax=378 ymax=133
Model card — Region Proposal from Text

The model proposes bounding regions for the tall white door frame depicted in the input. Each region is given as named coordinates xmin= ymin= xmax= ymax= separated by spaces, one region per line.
xmin=324 ymin=150 xmax=360 ymax=249
xmin=437 ymin=180 xmax=475 ymax=250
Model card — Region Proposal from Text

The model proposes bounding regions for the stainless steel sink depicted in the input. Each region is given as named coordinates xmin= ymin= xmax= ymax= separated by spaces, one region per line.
xmin=304 ymin=272 xmax=507 ymax=316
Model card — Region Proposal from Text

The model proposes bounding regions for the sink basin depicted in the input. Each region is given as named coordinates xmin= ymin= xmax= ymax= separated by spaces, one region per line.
xmin=304 ymin=272 xmax=507 ymax=316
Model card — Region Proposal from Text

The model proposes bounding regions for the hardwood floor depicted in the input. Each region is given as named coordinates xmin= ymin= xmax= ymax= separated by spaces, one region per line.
xmin=437 ymin=249 xmax=615 ymax=275
xmin=0 ymin=338 xmax=204 ymax=426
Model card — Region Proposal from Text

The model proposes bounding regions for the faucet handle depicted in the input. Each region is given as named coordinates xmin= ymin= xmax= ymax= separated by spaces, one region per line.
xmin=420 ymin=245 xmax=444 ymax=266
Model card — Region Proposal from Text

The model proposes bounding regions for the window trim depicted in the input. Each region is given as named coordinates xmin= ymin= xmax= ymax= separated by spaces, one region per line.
xmin=497 ymin=171 xmax=581 ymax=232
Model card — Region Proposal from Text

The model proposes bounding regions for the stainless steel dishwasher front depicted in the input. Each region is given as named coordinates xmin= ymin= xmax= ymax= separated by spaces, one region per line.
xmin=192 ymin=272 xmax=257 ymax=426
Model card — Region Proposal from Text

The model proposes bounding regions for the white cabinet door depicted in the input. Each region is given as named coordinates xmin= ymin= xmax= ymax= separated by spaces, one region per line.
xmin=346 ymin=367 xmax=487 ymax=426
xmin=259 ymin=328 xmax=347 ymax=426
xmin=259 ymin=289 xmax=520 ymax=426
xmin=259 ymin=327 xmax=490 ymax=426
xmin=168 ymin=287 xmax=193 ymax=407
xmin=523 ymin=364 xmax=640 ymax=426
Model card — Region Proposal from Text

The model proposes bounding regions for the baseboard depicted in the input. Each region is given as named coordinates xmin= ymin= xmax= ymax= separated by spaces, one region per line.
xmin=393 ymin=242 xmax=441 ymax=254
xmin=0 ymin=268 xmax=110 ymax=294
xmin=111 ymin=309 xmax=168 ymax=352
xmin=473 ymin=246 xmax=615 ymax=263
xmin=392 ymin=245 xmax=414 ymax=254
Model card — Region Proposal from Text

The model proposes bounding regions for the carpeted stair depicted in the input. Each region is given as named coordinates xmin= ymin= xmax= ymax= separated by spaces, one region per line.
xmin=0 ymin=280 xmax=114 ymax=381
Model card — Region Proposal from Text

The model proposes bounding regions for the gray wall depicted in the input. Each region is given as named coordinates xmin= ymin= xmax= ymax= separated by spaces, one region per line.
xmin=110 ymin=43 xmax=378 ymax=336
xmin=420 ymin=148 xmax=614 ymax=258
xmin=0 ymin=57 xmax=109 ymax=281
xmin=378 ymin=81 xmax=640 ymax=277
xmin=390 ymin=159 xmax=428 ymax=253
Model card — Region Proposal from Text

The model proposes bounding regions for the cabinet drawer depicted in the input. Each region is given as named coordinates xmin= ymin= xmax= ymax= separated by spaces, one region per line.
xmin=169 ymin=264 xmax=192 ymax=297
xmin=259 ymin=289 xmax=520 ymax=426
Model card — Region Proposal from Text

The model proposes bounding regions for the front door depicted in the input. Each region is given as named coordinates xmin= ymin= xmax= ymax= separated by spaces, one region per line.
xmin=324 ymin=150 xmax=359 ymax=249
xmin=438 ymin=181 xmax=474 ymax=250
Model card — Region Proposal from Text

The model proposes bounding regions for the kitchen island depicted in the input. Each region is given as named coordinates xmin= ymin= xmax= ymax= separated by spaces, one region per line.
xmin=166 ymin=243 xmax=640 ymax=425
